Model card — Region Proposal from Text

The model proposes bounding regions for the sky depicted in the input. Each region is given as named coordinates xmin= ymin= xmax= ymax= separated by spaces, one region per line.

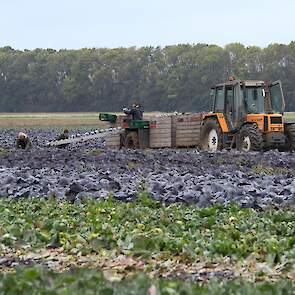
xmin=1 ymin=0 xmax=295 ymax=50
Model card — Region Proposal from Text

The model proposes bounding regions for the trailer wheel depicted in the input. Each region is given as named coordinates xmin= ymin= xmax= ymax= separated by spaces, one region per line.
xmin=124 ymin=131 xmax=139 ymax=149
xmin=200 ymin=119 xmax=222 ymax=152
xmin=285 ymin=123 xmax=295 ymax=151
xmin=237 ymin=124 xmax=263 ymax=152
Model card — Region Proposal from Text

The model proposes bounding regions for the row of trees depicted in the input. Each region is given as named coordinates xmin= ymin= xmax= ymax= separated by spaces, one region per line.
xmin=0 ymin=43 xmax=295 ymax=112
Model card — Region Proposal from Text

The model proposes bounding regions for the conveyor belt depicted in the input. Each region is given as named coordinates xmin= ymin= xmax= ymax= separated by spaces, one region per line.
xmin=48 ymin=128 xmax=123 ymax=147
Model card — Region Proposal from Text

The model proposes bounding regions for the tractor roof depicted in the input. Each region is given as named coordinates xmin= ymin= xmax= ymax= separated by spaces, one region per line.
xmin=213 ymin=80 xmax=266 ymax=88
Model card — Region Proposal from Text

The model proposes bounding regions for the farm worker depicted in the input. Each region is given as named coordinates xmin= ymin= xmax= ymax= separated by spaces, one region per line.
xmin=56 ymin=129 xmax=70 ymax=148
xmin=56 ymin=129 xmax=69 ymax=141
xmin=123 ymin=102 xmax=143 ymax=120
xmin=16 ymin=132 xmax=32 ymax=150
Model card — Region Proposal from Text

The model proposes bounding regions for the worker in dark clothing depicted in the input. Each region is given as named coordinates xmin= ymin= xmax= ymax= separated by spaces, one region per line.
xmin=56 ymin=129 xmax=69 ymax=141
xmin=123 ymin=102 xmax=143 ymax=120
xmin=16 ymin=132 xmax=32 ymax=150
xmin=56 ymin=129 xmax=70 ymax=148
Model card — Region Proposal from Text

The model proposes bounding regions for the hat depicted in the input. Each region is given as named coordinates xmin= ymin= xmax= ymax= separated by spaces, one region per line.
xmin=18 ymin=132 xmax=27 ymax=139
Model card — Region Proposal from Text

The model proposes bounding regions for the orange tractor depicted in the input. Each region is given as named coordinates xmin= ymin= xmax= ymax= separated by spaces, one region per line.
xmin=200 ymin=79 xmax=295 ymax=151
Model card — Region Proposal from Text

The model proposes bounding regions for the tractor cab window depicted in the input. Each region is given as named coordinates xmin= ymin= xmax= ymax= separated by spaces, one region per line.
xmin=270 ymin=81 xmax=285 ymax=114
xmin=244 ymin=87 xmax=264 ymax=114
xmin=214 ymin=87 xmax=224 ymax=112
xmin=225 ymin=87 xmax=233 ymax=113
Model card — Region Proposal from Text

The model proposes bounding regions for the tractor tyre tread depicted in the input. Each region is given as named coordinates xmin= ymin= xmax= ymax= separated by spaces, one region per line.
xmin=238 ymin=124 xmax=263 ymax=151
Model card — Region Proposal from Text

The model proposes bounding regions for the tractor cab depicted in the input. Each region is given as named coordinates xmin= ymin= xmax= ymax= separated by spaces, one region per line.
xmin=210 ymin=79 xmax=285 ymax=133
xmin=201 ymin=79 xmax=293 ymax=151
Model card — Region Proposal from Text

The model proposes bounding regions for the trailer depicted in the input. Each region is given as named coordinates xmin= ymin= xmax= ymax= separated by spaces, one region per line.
xmin=102 ymin=113 xmax=203 ymax=149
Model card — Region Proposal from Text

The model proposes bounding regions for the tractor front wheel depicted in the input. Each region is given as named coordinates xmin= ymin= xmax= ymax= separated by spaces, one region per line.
xmin=237 ymin=124 xmax=263 ymax=152
xmin=285 ymin=123 xmax=295 ymax=151
xmin=200 ymin=119 xmax=222 ymax=152
xmin=124 ymin=131 xmax=139 ymax=149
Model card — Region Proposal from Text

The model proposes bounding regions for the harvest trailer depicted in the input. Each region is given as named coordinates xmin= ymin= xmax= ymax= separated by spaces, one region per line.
xmin=103 ymin=79 xmax=295 ymax=152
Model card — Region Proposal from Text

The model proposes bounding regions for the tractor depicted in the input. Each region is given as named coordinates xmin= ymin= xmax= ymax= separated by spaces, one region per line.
xmin=201 ymin=79 xmax=295 ymax=151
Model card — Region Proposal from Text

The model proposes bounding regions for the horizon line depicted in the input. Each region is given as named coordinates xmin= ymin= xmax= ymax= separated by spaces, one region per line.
xmin=1 ymin=41 xmax=295 ymax=52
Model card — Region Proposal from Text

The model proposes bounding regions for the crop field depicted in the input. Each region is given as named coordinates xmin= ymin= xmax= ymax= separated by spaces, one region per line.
xmin=0 ymin=198 xmax=295 ymax=294
xmin=0 ymin=112 xmax=166 ymax=127
xmin=0 ymin=117 xmax=295 ymax=294
xmin=0 ymin=112 xmax=104 ymax=128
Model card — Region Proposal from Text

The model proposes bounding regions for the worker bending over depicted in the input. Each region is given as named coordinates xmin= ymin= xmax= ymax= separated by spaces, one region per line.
xmin=56 ymin=129 xmax=69 ymax=141
xmin=56 ymin=129 xmax=70 ymax=148
xmin=16 ymin=132 xmax=32 ymax=150
xmin=123 ymin=102 xmax=143 ymax=120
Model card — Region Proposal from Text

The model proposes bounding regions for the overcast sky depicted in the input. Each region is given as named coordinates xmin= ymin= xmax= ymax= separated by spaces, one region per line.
xmin=1 ymin=0 xmax=295 ymax=50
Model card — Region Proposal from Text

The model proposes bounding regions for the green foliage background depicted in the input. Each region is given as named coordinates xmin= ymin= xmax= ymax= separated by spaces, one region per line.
xmin=1 ymin=43 xmax=295 ymax=112
xmin=0 ymin=267 xmax=294 ymax=295
xmin=1 ymin=197 xmax=295 ymax=293
xmin=1 ymin=196 xmax=295 ymax=263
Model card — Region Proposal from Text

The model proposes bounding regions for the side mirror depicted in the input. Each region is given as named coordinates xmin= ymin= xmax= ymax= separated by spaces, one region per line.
xmin=210 ymin=89 xmax=215 ymax=98
xmin=262 ymin=89 xmax=266 ymax=98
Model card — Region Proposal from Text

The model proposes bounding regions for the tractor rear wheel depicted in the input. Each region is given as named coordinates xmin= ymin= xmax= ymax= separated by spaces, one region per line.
xmin=200 ymin=119 xmax=222 ymax=152
xmin=285 ymin=123 xmax=295 ymax=151
xmin=124 ymin=131 xmax=139 ymax=149
xmin=237 ymin=124 xmax=263 ymax=152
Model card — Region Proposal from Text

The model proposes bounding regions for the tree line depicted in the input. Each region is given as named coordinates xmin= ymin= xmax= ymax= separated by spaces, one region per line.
xmin=0 ymin=43 xmax=295 ymax=113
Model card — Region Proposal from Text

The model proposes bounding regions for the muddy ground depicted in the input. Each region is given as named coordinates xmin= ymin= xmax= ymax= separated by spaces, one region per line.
xmin=0 ymin=128 xmax=295 ymax=209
